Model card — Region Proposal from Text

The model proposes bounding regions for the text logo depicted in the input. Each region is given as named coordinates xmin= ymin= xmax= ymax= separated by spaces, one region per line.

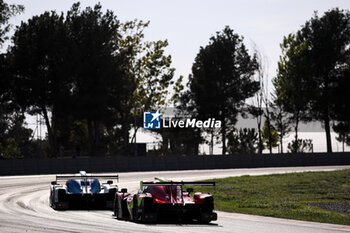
xmin=143 ymin=111 xmax=161 ymax=129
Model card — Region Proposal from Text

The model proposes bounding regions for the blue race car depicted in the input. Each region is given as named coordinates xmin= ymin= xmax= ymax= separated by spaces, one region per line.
xmin=50 ymin=171 xmax=119 ymax=210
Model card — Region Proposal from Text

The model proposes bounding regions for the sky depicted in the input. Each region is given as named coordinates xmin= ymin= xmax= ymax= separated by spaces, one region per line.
xmin=4 ymin=0 xmax=350 ymax=153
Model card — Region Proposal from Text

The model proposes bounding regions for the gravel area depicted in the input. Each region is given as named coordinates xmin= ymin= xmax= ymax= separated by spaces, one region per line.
xmin=308 ymin=201 xmax=350 ymax=215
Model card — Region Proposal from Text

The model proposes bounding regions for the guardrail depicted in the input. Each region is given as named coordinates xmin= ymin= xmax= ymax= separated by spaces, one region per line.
xmin=0 ymin=152 xmax=349 ymax=176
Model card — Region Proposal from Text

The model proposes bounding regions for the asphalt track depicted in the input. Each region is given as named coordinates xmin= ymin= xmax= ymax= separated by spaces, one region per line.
xmin=1 ymin=166 xmax=350 ymax=233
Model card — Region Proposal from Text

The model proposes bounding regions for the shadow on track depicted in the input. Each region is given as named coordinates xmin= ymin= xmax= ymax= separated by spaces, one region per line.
xmin=112 ymin=215 xmax=220 ymax=227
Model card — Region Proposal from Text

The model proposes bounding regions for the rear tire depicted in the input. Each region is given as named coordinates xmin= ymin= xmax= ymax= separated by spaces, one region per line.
xmin=132 ymin=196 xmax=139 ymax=222
xmin=52 ymin=201 xmax=69 ymax=210
xmin=114 ymin=197 xmax=120 ymax=219
xmin=198 ymin=210 xmax=215 ymax=223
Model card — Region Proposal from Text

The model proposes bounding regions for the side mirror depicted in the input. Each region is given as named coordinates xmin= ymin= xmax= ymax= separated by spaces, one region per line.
xmin=121 ymin=188 xmax=127 ymax=193
xmin=51 ymin=181 xmax=57 ymax=185
xmin=107 ymin=180 xmax=113 ymax=185
xmin=186 ymin=188 xmax=194 ymax=193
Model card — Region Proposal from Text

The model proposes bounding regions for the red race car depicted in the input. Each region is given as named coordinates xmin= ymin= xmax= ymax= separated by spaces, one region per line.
xmin=114 ymin=177 xmax=217 ymax=223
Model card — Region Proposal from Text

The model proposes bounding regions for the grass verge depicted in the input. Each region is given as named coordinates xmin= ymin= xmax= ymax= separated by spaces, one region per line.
xmin=198 ymin=169 xmax=350 ymax=225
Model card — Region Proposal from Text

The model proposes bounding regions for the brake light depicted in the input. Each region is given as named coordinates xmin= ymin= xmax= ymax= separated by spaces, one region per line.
xmin=194 ymin=197 xmax=206 ymax=204
xmin=153 ymin=197 xmax=166 ymax=203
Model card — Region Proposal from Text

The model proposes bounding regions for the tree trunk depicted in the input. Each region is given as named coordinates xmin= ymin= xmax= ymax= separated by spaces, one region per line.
xmin=121 ymin=118 xmax=130 ymax=155
xmin=294 ymin=111 xmax=299 ymax=153
xmin=42 ymin=107 xmax=57 ymax=158
xmin=322 ymin=80 xmax=332 ymax=153
xmin=280 ymin=129 xmax=283 ymax=154
xmin=222 ymin=117 xmax=226 ymax=155
xmin=324 ymin=113 xmax=332 ymax=153
xmin=194 ymin=128 xmax=200 ymax=155
xmin=257 ymin=117 xmax=263 ymax=154
xmin=52 ymin=111 xmax=58 ymax=157
xmin=279 ymin=110 xmax=284 ymax=154
xmin=210 ymin=131 xmax=214 ymax=155
xmin=267 ymin=119 xmax=272 ymax=154
xmin=265 ymin=101 xmax=272 ymax=154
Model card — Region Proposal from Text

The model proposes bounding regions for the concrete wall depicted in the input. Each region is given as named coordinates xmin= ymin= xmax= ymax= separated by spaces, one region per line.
xmin=1 ymin=152 xmax=350 ymax=176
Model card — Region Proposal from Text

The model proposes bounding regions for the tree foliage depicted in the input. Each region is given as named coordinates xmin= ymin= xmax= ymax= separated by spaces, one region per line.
xmin=333 ymin=122 xmax=350 ymax=152
xmin=11 ymin=11 xmax=71 ymax=157
xmin=65 ymin=3 xmax=123 ymax=156
xmin=227 ymin=128 xmax=258 ymax=154
xmin=0 ymin=0 xmax=24 ymax=46
xmin=270 ymin=94 xmax=291 ymax=153
xmin=121 ymin=20 xmax=174 ymax=110
xmin=10 ymin=3 xmax=125 ymax=156
xmin=261 ymin=121 xmax=278 ymax=150
xmin=247 ymin=47 xmax=266 ymax=154
xmin=277 ymin=9 xmax=350 ymax=153
xmin=118 ymin=19 xmax=175 ymax=152
xmin=171 ymin=76 xmax=203 ymax=155
xmin=274 ymin=33 xmax=312 ymax=153
xmin=287 ymin=139 xmax=313 ymax=153
xmin=0 ymin=0 xmax=30 ymax=159
xmin=189 ymin=26 xmax=259 ymax=154
xmin=8 ymin=3 xmax=177 ymax=157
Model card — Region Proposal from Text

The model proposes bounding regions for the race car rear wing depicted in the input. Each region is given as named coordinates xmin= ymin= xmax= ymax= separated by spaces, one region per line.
xmin=141 ymin=181 xmax=216 ymax=190
xmin=55 ymin=175 xmax=119 ymax=182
